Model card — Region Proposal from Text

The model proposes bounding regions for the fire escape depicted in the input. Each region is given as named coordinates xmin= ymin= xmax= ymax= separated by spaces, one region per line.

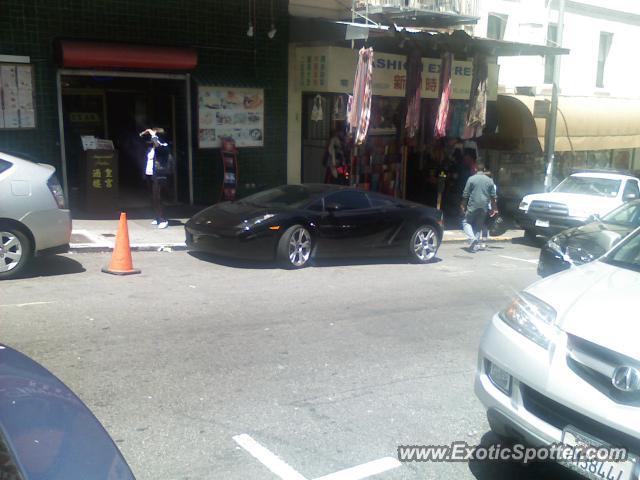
xmin=351 ymin=0 xmax=479 ymax=30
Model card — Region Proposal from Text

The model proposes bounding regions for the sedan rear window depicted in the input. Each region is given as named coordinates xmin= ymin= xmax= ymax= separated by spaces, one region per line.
xmin=0 ymin=159 xmax=13 ymax=175
xmin=554 ymin=176 xmax=621 ymax=197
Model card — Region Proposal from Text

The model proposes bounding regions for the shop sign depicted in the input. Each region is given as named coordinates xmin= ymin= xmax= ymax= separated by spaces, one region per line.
xmin=296 ymin=47 xmax=498 ymax=101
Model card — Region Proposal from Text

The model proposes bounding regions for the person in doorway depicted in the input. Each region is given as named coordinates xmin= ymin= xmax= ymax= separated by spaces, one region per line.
xmin=324 ymin=125 xmax=346 ymax=184
xmin=460 ymin=161 xmax=497 ymax=252
xmin=140 ymin=127 xmax=172 ymax=229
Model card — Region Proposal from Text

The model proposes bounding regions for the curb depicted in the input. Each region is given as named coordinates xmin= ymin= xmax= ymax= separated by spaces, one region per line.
xmin=442 ymin=236 xmax=517 ymax=244
xmin=69 ymin=243 xmax=188 ymax=253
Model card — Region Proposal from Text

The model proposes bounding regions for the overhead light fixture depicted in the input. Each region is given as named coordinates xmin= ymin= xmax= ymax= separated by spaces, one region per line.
xmin=246 ymin=22 xmax=254 ymax=37
xmin=268 ymin=24 xmax=277 ymax=39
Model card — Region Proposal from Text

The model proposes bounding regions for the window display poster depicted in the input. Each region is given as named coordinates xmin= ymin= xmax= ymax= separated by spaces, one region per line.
xmin=0 ymin=63 xmax=36 ymax=129
xmin=198 ymin=86 xmax=264 ymax=148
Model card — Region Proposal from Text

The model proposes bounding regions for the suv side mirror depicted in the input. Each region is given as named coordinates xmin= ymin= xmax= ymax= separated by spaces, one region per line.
xmin=325 ymin=202 xmax=342 ymax=213
xmin=624 ymin=193 xmax=638 ymax=201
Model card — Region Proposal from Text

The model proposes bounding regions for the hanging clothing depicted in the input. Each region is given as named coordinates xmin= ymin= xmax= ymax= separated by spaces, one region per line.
xmin=463 ymin=55 xmax=489 ymax=139
xmin=311 ymin=94 xmax=324 ymax=122
xmin=348 ymin=47 xmax=374 ymax=145
xmin=404 ymin=50 xmax=422 ymax=138
xmin=434 ymin=53 xmax=453 ymax=138
xmin=449 ymin=101 xmax=468 ymax=139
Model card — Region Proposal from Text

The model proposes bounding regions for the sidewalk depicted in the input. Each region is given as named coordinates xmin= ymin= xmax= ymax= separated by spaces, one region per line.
xmin=69 ymin=212 xmax=522 ymax=252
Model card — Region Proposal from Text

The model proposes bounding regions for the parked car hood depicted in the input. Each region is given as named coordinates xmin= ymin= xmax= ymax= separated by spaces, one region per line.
xmin=0 ymin=344 xmax=135 ymax=480
xmin=523 ymin=192 xmax=620 ymax=217
xmin=526 ymin=262 xmax=640 ymax=360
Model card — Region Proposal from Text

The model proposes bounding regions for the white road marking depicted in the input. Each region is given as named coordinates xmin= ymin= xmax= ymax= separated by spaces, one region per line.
xmin=314 ymin=457 xmax=401 ymax=480
xmin=233 ymin=434 xmax=308 ymax=480
xmin=0 ymin=301 xmax=58 ymax=308
xmin=499 ymin=255 xmax=538 ymax=264
xmin=234 ymin=434 xmax=402 ymax=480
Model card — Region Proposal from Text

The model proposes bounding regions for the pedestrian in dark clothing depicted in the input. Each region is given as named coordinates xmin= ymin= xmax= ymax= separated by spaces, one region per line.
xmin=460 ymin=162 xmax=497 ymax=252
xmin=140 ymin=128 xmax=173 ymax=228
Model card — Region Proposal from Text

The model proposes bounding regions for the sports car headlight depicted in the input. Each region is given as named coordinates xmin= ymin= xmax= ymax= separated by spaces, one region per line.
xmin=499 ymin=292 xmax=558 ymax=349
xmin=239 ymin=214 xmax=275 ymax=230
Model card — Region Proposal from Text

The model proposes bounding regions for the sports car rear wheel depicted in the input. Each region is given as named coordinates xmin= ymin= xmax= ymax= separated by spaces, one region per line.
xmin=277 ymin=225 xmax=312 ymax=269
xmin=409 ymin=224 xmax=439 ymax=264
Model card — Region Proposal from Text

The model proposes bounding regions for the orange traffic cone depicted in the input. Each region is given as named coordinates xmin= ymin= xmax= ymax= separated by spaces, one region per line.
xmin=101 ymin=212 xmax=141 ymax=275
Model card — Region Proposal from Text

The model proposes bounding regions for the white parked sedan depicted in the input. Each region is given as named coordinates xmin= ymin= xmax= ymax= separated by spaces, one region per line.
xmin=475 ymin=227 xmax=640 ymax=479
xmin=0 ymin=151 xmax=71 ymax=279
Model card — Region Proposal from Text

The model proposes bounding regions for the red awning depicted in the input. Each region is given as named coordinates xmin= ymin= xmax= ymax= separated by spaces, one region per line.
xmin=59 ymin=40 xmax=197 ymax=70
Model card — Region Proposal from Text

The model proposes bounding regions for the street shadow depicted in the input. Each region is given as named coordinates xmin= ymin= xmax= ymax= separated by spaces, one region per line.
xmin=188 ymin=251 xmax=443 ymax=270
xmin=8 ymin=255 xmax=86 ymax=279
xmin=468 ymin=432 xmax=582 ymax=480
xmin=511 ymin=236 xmax=544 ymax=248
xmin=188 ymin=251 xmax=275 ymax=270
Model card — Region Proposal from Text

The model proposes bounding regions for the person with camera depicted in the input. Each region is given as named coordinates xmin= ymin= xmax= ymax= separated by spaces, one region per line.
xmin=140 ymin=128 xmax=174 ymax=229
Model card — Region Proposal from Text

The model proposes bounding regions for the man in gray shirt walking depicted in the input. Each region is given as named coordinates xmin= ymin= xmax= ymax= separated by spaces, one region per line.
xmin=460 ymin=162 xmax=497 ymax=252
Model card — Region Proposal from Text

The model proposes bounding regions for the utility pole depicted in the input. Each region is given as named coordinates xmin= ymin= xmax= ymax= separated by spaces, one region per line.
xmin=543 ymin=0 xmax=565 ymax=192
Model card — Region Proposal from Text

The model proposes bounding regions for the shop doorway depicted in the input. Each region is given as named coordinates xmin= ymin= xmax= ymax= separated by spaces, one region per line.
xmin=57 ymin=71 xmax=192 ymax=215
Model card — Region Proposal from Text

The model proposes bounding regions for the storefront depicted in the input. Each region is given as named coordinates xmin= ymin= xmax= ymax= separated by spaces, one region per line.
xmin=290 ymin=44 xmax=499 ymax=218
xmin=0 ymin=0 xmax=289 ymax=214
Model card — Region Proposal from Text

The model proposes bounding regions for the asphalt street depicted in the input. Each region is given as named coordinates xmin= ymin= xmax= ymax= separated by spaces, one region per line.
xmin=0 ymin=241 xmax=583 ymax=480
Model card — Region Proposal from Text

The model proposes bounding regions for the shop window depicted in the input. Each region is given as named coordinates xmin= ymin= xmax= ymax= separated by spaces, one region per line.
xmin=487 ymin=13 xmax=508 ymax=40
xmin=612 ymin=149 xmax=632 ymax=171
xmin=544 ymin=23 xmax=558 ymax=84
xmin=596 ymin=32 xmax=613 ymax=88
xmin=325 ymin=190 xmax=371 ymax=210
xmin=587 ymin=150 xmax=612 ymax=169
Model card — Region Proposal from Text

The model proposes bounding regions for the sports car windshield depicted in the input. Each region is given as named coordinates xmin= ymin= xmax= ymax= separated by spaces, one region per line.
xmin=240 ymin=185 xmax=315 ymax=208
xmin=603 ymin=229 xmax=640 ymax=272
xmin=553 ymin=177 xmax=621 ymax=197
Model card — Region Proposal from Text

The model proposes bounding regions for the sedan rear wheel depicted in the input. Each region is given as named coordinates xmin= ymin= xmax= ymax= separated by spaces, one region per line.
xmin=0 ymin=228 xmax=31 ymax=280
xmin=277 ymin=225 xmax=312 ymax=269
xmin=409 ymin=225 xmax=439 ymax=264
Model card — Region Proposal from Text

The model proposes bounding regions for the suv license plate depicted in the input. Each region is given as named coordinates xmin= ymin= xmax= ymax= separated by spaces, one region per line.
xmin=561 ymin=427 xmax=637 ymax=480
xmin=535 ymin=219 xmax=550 ymax=227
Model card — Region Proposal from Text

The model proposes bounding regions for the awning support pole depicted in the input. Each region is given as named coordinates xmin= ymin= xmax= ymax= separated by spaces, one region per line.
xmin=544 ymin=0 xmax=565 ymax=192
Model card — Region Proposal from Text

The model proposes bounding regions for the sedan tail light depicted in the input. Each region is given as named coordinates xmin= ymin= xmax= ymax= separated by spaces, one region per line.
xmin=47 ymin=174 xmax=66 ymax=209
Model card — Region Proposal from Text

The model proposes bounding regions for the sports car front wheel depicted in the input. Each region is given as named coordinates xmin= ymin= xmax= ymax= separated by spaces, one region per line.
xmin=409 ymin=224 xmax=440 ymax=264
xmin=277 ymin=225 xmax=312 ymax=269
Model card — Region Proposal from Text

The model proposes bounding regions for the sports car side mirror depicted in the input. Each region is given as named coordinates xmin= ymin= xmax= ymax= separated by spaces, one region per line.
xmin=325 ymin=202 xmax=342 ymax=213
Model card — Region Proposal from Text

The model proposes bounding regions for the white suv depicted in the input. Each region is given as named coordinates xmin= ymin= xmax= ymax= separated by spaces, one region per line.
xmin=475 ymin=227 xmax=640 ymax=479
xmin=518 ymin=172 xmax=640 ymax=238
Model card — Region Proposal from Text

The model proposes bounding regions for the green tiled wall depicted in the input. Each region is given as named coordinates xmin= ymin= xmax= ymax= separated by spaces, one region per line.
xmin=0 ymin=0 xmax=289 ymax=204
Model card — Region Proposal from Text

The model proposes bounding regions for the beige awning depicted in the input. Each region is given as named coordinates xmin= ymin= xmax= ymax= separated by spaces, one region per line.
xmin=499 ymin=94 xmax=640 ymax=152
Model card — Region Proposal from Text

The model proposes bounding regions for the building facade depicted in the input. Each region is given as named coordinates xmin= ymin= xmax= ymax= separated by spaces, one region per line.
xmin=0 ymin=0 xmax=289 ymax=211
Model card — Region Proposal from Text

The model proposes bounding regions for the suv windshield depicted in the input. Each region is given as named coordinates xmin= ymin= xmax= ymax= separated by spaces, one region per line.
xmin=554 ymin=176 xmax=621 ymax=197
xmin=602 ymin=229 xmax=640 ymax=272
xmin=240 ymin=185 xmax=314 ymax=208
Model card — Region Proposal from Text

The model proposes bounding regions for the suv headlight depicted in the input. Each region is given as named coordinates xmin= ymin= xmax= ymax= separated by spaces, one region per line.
xmin=519 ymin=201 xmax=529 ymax=211
xmin=499 ymin=292 xmax=558 ymax=349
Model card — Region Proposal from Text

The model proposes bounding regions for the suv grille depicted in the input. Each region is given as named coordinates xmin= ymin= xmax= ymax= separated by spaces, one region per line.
xmin=567 ymin=334 xmax=640 ymax=406
xmin=521 ymin=384 xmax=640 ymax=454
xmin=528 ymin=201 xmax=569 ymax=217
